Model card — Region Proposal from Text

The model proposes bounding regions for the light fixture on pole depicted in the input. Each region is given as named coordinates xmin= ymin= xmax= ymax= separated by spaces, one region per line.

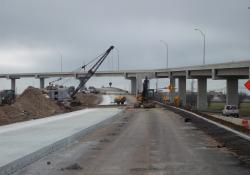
xmin=160 ymin=40 xmax=169 ymax=68
xmin=58 ymin=52 xmax=63 ymax=78
xmin=194 ymin=28 xmax=206 ymax=65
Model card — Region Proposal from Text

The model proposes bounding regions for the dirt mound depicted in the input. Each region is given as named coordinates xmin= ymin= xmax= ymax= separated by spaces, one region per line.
xmin=14 ymin=86 xmax=64 ymax=117
xmin=0 ymin=87 xmax=101 ymax=126
xmin=0 ymin=105 xmax=30 ymax=125
xmin=0 ymin=86 xmax=67 ymax=125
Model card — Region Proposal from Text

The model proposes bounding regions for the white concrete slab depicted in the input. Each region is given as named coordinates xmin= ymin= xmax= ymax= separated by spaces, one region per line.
xmin=99 ymin=95 xmax=127 ymax=105
xmin=0 ymin=108 xmax=121 ymax=168
xmin=99 ymin=95 xmax=115 ymax=105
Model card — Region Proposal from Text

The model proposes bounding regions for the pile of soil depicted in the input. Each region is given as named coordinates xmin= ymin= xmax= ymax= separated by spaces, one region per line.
xmin=0 ymin=105 xmax=31 ymax=125
xmin=0 ymin=87 xmax=66 ymax=125
xmin=0 ymin=87 xmax=102 ymax=126
xmin=14 ymin=87 xmax=65 ymax=117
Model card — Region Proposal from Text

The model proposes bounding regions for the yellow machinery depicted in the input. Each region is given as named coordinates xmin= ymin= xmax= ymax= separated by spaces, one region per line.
xmin=136 ymin=94 xmax=143 ymax=104
xmin=114 ymin=96 xmax=126 ymax=105
xmin=162 ymin=95 xmax=168 ymax=104
xmin=134 ymin=77 xmax=155 ymax=108
xmin=173 ymin=96 xmax=180 ymax=107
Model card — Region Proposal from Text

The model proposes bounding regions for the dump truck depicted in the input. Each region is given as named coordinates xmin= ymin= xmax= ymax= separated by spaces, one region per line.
xmin=114 ymin=96 xmax=126 ymax=105
xmin=0 ymin=90 xmax=15 ymax=105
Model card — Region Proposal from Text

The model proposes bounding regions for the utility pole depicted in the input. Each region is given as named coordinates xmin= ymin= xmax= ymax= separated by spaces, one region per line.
xmin=58 ymin=52 xmax=63 ymax=79
xmin=60 ymin=54 xmax=63 ymax=74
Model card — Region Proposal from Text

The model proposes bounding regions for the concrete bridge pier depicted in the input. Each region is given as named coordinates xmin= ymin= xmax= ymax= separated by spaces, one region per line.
xmin=178 ymin=77 xmax=186 ymax=106
xmin=126 ymin=73 xmax=154 ymax=95
xmin=169 ymin=77 xmax=175 ymax=103
xmin=40 ymin=78 xmax=45 ymax=89
xmin=126 ymin=77 xmax=140 ymax=95
xmin=126 ymin=77 xmax=135 ymax=95
xmin=11 ymin=78 xmax=16 ymax=91
xmin=130 ymin=78 xmax=137 ymax=95
xmin=197 ymin=78 xmax=207 ymax=110
xmin=226 ymin=79 xmax=238 ymax=106
xmin=135 ymin=75 xmax=143 ymax=95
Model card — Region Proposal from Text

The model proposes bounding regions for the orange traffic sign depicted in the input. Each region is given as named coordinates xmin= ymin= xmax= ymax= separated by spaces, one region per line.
xmin=244 ymin=80 xmax=250 ymax=91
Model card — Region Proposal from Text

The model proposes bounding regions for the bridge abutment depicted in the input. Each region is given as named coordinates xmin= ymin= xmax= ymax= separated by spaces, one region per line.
xmin=226 ymin=78 xmax=238 ymax=106
xmin=197 ymin=78 xmax=207 ymax=110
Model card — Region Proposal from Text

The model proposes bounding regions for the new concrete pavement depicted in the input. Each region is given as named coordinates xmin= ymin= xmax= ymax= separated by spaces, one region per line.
xmin=14 ymin=107 xmax=250 ymax=175
xmin=0 ymin=108 xmax=121 ymax=174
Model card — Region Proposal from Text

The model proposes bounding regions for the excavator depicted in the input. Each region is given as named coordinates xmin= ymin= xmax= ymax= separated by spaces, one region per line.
xmin=134 ymin=76 xmax=155 ymax=108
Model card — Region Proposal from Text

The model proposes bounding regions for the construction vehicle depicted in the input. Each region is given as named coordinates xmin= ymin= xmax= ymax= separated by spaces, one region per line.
xmin=45 ymin=46 xmax=114 ymax=104
xmin=173 ymin=96 xmax=180 ymax=107
xmin=114 ymin=96 xmax=126 ymax=105
xmin=71 ymin=46 xmax=114 ymax=99
xmin=0 ymin=90 xmax=15 ymax=105
xmin=134 ymin=77 xmax=155 ymax=108
xmin=46 ymin=85 xmax=75 ymax=101
xmin=48 ymin=77 xmax=62 ymax=86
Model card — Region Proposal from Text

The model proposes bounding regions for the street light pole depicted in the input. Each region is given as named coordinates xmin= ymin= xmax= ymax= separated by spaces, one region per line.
xmin=195 ymin=28 xmax=206 ymax=65
xmin=60 ymin=54 xmax=63 ymax=74
xmin=115 ymin=48 xmax=120 ymax=71
xmin=160 ymin=40 xmax=169 ymax=68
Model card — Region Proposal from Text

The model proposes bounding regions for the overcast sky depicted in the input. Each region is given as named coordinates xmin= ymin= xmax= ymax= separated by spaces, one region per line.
xmin=0 ymin=0 xmax=249 ymax=92
xmin=0 ymin=0 xmax=249 ymax=72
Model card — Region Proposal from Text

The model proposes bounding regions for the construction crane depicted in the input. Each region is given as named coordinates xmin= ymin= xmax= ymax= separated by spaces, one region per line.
xmin=71 ymin=46 xmax=114 ymax=98
xmin=48 ymin=77 xmax=62 ymax=86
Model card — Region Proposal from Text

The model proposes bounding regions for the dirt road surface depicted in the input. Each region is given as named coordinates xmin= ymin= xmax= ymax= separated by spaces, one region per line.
xmin=15 ymin=107 xmax=250 ymax=175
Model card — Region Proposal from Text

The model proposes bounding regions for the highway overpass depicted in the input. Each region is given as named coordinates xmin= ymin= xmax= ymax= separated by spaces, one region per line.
xmin=1 ymin=60 xmax=250 ymax=110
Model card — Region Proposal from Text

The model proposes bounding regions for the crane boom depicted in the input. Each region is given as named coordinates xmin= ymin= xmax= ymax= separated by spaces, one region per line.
xmin=71 ymin=46 xmax=114 ymax=98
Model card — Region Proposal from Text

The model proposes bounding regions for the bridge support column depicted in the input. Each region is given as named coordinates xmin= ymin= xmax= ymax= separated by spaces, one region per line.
xmin=130 ymin=78 xmax=137 ymax=95
xmin=170 ymin=77 xmax=175 ymax=103
xmin=226 ymin=79 xmax=238 ymax=106
xmin=178 ymin=77 xmax=186 ymax=106
xmin=40 ymin=78 xmax=45 ymax=89
xmin=126 ymin=73 xmax=154 ymax=95
xmin=11 ymin=78 xmax=16 ymax=91
xmin=197 ymin=78 xmax=207 ymax=110
xmin=128 ymin=77 xmax=142 ymax=95
xmin=136 ymin=77 xmax=143 ymax=95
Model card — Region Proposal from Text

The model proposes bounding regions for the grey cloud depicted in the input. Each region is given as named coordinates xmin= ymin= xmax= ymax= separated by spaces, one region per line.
xmin=0 ymin=0 xmax=249 ymax=73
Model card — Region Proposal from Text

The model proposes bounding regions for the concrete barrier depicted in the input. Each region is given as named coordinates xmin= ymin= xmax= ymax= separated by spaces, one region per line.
xmin=209 ymin=114 xmax=250 ymax=129
xmin=154 ymin=101 xmax=250 ymax=141
xmin=0 ymin=109 xmax=123 ymax=175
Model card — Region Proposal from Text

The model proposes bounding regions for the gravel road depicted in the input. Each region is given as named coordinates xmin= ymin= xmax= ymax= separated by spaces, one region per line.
xmin=15 ymin=107 xmax=250 ymax=175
